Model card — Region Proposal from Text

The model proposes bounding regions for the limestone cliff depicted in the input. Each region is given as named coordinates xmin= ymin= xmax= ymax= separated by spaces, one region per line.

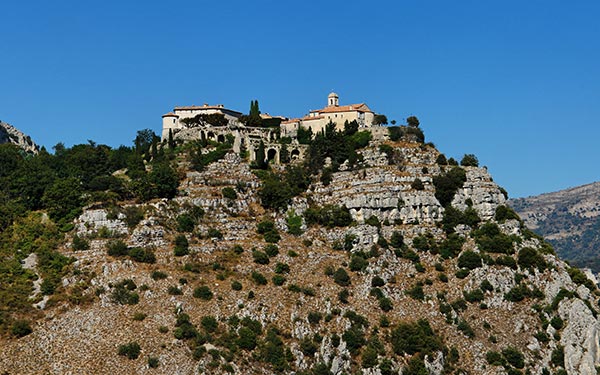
xmin=0 ymin=134 xmax=598 ymax=375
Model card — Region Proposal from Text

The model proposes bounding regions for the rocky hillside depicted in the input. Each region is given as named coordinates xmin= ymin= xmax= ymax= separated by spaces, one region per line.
xmin=0 ymin=120 xmax=39 ymax=154
xmin=1 ymin=133 xmax=599 ymax=375
xmin=510 ymin=182 xmax=600 ymax=272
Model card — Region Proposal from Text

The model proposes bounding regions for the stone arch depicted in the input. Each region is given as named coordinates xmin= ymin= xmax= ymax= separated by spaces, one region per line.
xmin=207 ymin=131 xmax=215 ymax=140
xmin=291 ymin=149 xmax=300 ymax=159
xmin=267 ymin=148 xmax=277 ymax=162
xmin=217 ymin=134 xmax=225 ymax=143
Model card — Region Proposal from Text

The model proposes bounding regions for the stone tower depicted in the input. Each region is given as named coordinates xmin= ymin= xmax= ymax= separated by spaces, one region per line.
xmin=328 ymin=92 xmax=339 ymax=107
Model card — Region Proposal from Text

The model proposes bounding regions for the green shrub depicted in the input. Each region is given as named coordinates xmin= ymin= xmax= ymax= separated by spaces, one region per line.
xmin=460 ymin=154 xmax=479 ymax=167
xmin=201 ymin=316 xmax=218 ymax=333
xmin=176 ymin=213 xmax=196 ymax=232
xmin=486 ymin=351 xmax=505 ymax=366
xmin=231 ymin=280 xmax=243 ymax=291
xmin=550 ymin=316 xmax=564 ymax=330
xmin=237 ymin=326 xmax=257 ymax=350
xmin=304 ymin=205 xmax=352 ymax=228
xmin=407 ymin=283 xmax=425 ymax=300
xmin=307 ymin=311 xmax=323 ymax=325
xmin=151 ymin=270 xmax=167 ymax=280
xmin=128 ymin=247 xmax=156 ymax=263
xmin=457 ymin=319 xmax=475 ymax=338
xmin=551 ymin=345 xmax=565 ymax=367
xmin=263 ymin=230 xmax=281 ymax=243
xmin=390 ymin=231 xmax=404 ymax=249
xmin=480 ymin=279 xmax=494 ymax=291
xmin=274 ymin=262 xmax=290 ymax=274
xmin=118 ymin=342 xmax=141 ymax=359
xmin=256 ymin=220 xmax=277 ymax=234
xmin=365 ymin=215 xmax=381 ymax=228
xmin=433 ymin=167 xmax=467 ymax=207
xmin=251 ymin=271 xmax=268 ymax=285
xmin=167 ymin=286 xmax=182 ymax=295
xmin=193 ymin=286 xmax=213 ymax=300
xmin=207 ymin=228 xmax=223 ymax=239
xmin=173 ymin=234 xmax=189 ymax=256
xmin=455 ymin=268 xmax=470 ymax=278
xmin=148 ymin=356 xmax=159 ymax=368
xmin=438 ymin=233 xmax=465 ymax=259
xmin=379 ymin=297 xmax=393 ymax=312
xmin=232 ymin=244 xmax=244 ymax=254
xmin=495 ymin=205 xmax=520 ymax=223
xmin=496 ymin=255 xmax=517 ymax=269
xmin=338 ymin=289 xmax=349 ymax=303
xmin=333 ymin=268 xmax=350 ymax=286
xmin=390 ymin=319 xmax=442 ymax=356
xmin=72 ymin=234 xmax=90 ymax=251
xmin=252 ymin=250 xmax=270 ymax=264
xmin=272 ymin=275 xmax=286 ymax=286
xmin=286 ymin=210 xmax=303 ymax=235
xmin=111 ymin=280 xmax=139 ymax=305
xmin=436 ymin=154 xmax=448 ymax=165
xmin=349 ymin=254 xmax=368 ymax=272
xmin=300 ymin=336 xmax=318 ymax=356
xmin=505 ymin=284 xmax=532 ymax=302
xmin=457 ymin=251 xmax=482 ymax=270
xmin=463 ymin=289 xmax=484 ymax=303
xmin=132 ymin=312 xmax=147 ymax=321
xmin=502 ymin=346 xmax=524 ymax=369
xmin=371 ymin=276 xmax=385 ymax=287
xmin=222 ymin=187 xmax=237 ymax=200
xmin=106 ymin=240 xmax=129 ymax=257
xmin=473 ymin=222 xmax=514 ymax=254
xmin=411 ymin=178 xmax=425 ymax=190
xmin=10 ymin=320 xmax=32 ymax=337
xmin=264 ymin=244 xmax=279 ymax=257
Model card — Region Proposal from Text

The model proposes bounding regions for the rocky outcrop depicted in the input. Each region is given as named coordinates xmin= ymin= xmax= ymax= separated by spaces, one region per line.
xmin=0 ymin=120 xmax=39 ymax=154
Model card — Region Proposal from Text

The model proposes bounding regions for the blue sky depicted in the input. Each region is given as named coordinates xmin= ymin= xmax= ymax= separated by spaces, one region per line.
xmin=1 ymin=1 xmax=599 ymax=198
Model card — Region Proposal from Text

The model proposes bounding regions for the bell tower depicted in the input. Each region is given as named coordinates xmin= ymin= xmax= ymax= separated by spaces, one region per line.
xmin=327 ymin=92 xmax=339 ymax=107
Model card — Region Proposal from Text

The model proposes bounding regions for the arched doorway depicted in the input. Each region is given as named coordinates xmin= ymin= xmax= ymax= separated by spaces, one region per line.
xmin=267 ymin=148 xmax=277 ymax=163
xmin=291 ymin=149 xmax=300 ymax=159
xmin=217 ymin=134 xmax=225 ymax=143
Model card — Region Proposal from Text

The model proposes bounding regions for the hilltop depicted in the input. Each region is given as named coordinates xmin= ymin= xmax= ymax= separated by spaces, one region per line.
xmin=0 ymin=120 xmax=39 ymax=154
xmin=510 ymin=182 xmax=600 ymax=272
xmin=0 ymin=118 xmax=599 ymax=375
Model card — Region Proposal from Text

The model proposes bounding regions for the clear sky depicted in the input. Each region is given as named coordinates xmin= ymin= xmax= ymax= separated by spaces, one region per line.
xmin=1 ymin=1 xmax=599 ymax=198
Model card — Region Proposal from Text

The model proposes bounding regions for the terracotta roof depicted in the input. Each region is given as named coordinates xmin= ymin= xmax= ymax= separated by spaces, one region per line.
xmin=173 ymin=105 xmax=242 ymax=115
xmin=162 ymin=112 xmax=179 ymax=118
xmin=318 ymin=103 xmax=372 ymax=114
xmin=301 ymin=115 xmax=326 ymax=121
xmin=281 ymin=118 xmax=301 ymax=125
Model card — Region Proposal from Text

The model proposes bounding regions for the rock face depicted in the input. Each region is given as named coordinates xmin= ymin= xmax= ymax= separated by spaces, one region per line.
xmin=1 ymin=135 xmax=599 ymax=375
xmin=510 ymin=181 xmax=600 ymax=271
xmin=0 ymin=120 xmax=39 ymax=154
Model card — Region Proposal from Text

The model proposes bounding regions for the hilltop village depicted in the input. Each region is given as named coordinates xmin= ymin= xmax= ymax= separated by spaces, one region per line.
xmin=161 ymin=93 xmax=388 ymax=164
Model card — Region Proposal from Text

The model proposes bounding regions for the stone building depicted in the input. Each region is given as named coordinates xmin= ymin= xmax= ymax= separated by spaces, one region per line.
xmin=280 ymin=92 xmax=376 ymax=137
xmin=160 ymin=93 xmax=377 ymax=164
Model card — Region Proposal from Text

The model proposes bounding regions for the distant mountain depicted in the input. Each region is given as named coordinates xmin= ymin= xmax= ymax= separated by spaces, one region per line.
xmin=509 ymin=182 xmax=600 ymax=271
xmin=0 ymin=120 xmax=39 ymax=154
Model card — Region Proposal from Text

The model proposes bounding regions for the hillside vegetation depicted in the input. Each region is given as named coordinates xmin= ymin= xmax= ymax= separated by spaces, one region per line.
xmin=0 ymin=122 xmax=599 ymax=375
xmin=510 ymin=182 xmax=600 ymax=272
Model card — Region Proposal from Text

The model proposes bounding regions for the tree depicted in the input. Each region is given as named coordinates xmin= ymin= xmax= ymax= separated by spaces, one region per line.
xmin=373 ymin=114 xmax=388 ymax=126
xmin=134 ymin=129 xmax=155 ymax=158
xmin=460 ymin=154 xmax=479 ymax=167
xmin=344 ymin=120 xmax=359 ymax=136
xmin=168 ymin=129 xmax=175 ymax=148
xmin=42 ymin=177 xmax=83 ymax=225
xmin=147 ymin=162 xmax=179 ymax=199
xmin=407 ymin=116 xmax=420 ymax=128
xmin=254 ymin=141 xmax=267 ymax=170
